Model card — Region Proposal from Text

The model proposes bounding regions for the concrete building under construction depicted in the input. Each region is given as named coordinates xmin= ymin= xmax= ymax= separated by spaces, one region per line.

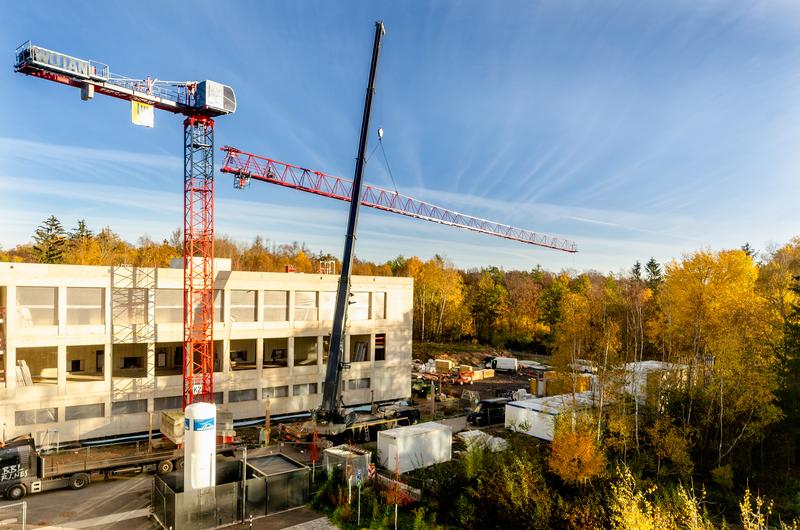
xmin=0 ymin=260 xmax=413 ymax=444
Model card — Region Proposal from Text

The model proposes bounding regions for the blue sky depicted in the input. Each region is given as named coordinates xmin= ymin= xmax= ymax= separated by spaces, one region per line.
xmin=1 ymin=1 xmax=799 ymax=274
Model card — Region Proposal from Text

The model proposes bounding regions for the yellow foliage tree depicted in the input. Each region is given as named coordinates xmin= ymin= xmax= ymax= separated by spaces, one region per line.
xmin=657 ymin=249 xmax=781 ymax=468
xmin=548 ymin=413 xmax=605 ymax=485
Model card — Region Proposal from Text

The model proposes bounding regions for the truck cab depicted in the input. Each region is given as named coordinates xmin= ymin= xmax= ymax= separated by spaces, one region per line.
xmin=467 ymin=398 xmax=510 ymax=427
xmin=0 ymin=435 xmax=39 ymax=500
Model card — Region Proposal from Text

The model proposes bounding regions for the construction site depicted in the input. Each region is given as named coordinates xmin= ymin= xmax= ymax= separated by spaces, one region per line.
xmin=2 ymin=4 xmax=799 ymax=530
xmin=0 ymin=19 xmax=588 ymax=530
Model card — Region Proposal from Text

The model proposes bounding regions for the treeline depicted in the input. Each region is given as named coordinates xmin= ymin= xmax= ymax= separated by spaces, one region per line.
xmin=0 ymin=215 xmax=394 ymax=275
xmin=4 ymin=216 xmax=800 ymax=523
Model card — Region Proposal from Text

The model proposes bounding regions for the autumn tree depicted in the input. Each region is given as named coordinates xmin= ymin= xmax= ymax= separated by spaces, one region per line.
xmin=96 ymin=227 xmax=132 ymax=265
xmin=467 ymin=268 xmax=509 ymax=344
xmin=401 ymin=255 xmax=468 ymax=341
xmin=757 ymin=239 xmax=800 ymax=481
xmin=133 ymin=236 xmax=180 ymax=268
xmin=646 ymin=415 xmax=693 ymax=479
xmin=549 ymin=412 xmax=606 ymax=485
xmin=502 ymin=270 xmax=544 ymax=348
xmin=657 ymin=249 xmax=781 ymax=471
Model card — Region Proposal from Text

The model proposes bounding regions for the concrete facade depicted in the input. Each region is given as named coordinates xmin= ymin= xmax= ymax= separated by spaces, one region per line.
xmin=0 ymin=261 xmax=413 ymax=444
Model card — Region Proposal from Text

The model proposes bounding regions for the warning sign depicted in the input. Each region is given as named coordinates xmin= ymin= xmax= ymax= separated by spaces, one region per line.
xmin=131 ymin=100 xmax=154 ymax=127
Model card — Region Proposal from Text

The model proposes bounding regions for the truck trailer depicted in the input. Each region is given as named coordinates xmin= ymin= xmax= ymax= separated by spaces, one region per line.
xmin=0 ymin=434 xmax=231 ymax=499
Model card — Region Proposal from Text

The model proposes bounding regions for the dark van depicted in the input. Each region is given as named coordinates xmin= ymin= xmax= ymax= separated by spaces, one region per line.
xmin=467 ymin=398 xmax=510 ymax=427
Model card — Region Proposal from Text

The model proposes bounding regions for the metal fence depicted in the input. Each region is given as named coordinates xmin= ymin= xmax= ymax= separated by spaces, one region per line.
xmin=0 ymin=501 xmax=27 ymax=530
xmin=152 ymin=455 xmax=309 ymax=530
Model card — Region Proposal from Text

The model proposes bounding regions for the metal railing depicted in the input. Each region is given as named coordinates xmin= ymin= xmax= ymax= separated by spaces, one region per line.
xmin=0 ymin=501 xmax=27 ymax=530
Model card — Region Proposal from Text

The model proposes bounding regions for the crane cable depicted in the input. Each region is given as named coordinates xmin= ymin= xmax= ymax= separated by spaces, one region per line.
xmin=363 ymin=127 xmax=400 ymax=196
xmin=377 ymin=129 xmax=400 ymax=196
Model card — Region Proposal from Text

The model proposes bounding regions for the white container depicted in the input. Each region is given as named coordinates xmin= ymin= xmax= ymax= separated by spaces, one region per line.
xmin=323 ymin=445 xmax=372 ymax=480
xmin=377 ymin=422 xmax=451 ymax=474
xmin=184 ymin=402 xmax=216 ymax=491
xmin=505 ymin=392 xmax=595 ymax=441
xmin=489 ymin=357 xmax=519 ymax=371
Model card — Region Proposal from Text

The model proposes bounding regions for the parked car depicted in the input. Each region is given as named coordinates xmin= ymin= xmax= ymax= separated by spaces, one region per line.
xmin=467 ymin=398 xmax=510 ymax=427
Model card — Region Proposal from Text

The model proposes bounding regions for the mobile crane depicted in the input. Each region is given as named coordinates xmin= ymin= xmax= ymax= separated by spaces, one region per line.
xmin=222 ymin=22 xmax=577 ymax=442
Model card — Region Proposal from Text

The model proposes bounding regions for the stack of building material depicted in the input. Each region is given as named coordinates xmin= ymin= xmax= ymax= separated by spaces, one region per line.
xmin=457 ymin=430 xmax=509 ymax=452
xmin=435 ymin=359 xmax=455 ymax=372
xmin=418 ymin=359 xmax=437 ymax=373
xmin=537 ymin=371 xmax=592 ymax=397
xmin=160 ymin=410 xmax=236 ymax=445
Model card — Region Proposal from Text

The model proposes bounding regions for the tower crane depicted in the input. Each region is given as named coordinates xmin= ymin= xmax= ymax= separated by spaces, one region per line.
xmin=14 ymin=41 xmax=236 ymax=408
xmin=220 ymin=21 xmax=577 ymax=435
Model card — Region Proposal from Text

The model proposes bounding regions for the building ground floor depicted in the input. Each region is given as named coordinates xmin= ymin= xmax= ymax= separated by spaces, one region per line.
xmin=0 ymin=261 xmax=414 ymax=445
xmin=0 ymin=334 xmax=411 ymax=444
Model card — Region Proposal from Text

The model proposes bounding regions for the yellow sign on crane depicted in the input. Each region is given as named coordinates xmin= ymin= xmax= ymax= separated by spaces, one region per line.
xmin=131 ymin=100 xmax=154 ymax=127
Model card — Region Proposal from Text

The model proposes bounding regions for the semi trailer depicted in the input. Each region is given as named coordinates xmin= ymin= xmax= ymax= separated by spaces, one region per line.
xmin=0 ymin=434 xmax=231 ymax=499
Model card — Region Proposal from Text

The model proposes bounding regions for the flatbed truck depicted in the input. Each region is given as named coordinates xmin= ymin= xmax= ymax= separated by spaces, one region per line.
xmin=0 ymin=434 xmax=231 ymax=499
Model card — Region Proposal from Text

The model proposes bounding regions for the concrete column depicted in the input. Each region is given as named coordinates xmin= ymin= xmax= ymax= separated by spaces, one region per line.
xmin=255 ymin=336 xmax=264 ymax=376
xmin=104 ymin=342 xmax=113 ymax=394
xmin=317 ymin=335 xmax=323 ymax=375
xmin=57 ymin=344 xmax=66 ymax=395
xmin=222 ymin=289 xmax=231 ymax=326
xmin=370 ymin=333 xmax=376 ymax=368
xmin=57 ymin=285 xmax=67 ymax=335
xmin=287 ymin=290 xmax=295 ymax=324
xmin=5 ymin=285 xmax=16 ymax=389
xmin=5 ymin=345 xmax=15 ymax=391
xmin=256 ymin=290 xmax=263 ymax=324
xmin=222 ymin=338 xmax=231 ymax=378
xmin=343 ymin=334 xmax=350 ymax=364
xmin=287 ymin=336 xmax=294 ymax=377
xmin=104 ymin=283 xmax=112 ymax=339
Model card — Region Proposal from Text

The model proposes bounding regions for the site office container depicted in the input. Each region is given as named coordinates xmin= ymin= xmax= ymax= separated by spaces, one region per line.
xmin=377 ymin=422 xmax=451 ymax=474
xmin=504 ymin=392 xmax=596 ymax=441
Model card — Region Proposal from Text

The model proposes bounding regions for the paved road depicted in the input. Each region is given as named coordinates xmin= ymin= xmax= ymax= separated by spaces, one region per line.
xmin=0 ymin=472 xmax=331 ymax=530
xmin=0 ymin=473 xmax=154 ymax=529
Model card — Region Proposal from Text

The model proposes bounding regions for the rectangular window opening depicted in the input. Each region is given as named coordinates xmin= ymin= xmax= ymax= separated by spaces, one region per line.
xmin=375 ymin=333 xmax=386 ymax=361
xmin=263 ymin=290 xmax=289 ymax=321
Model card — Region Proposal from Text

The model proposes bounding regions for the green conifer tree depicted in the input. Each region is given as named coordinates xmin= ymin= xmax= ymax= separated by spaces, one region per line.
xmin=32 ymin=215 xmax=66 ymax=264
xmin=644 ymin=258 xmax=662 ymax=291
